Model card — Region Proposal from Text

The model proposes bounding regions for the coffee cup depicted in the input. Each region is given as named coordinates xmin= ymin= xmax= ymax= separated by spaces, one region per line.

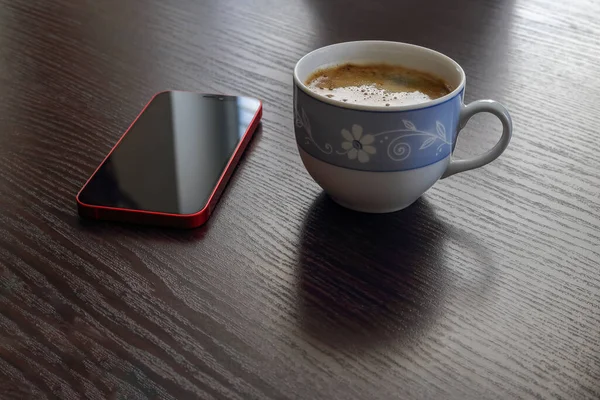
xmin=293 ymin=41 xmax=512 ymax=213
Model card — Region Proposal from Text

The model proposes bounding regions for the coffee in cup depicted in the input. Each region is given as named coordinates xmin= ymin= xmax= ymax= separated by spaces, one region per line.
xmin=306 ymin=63 xmax=452 ymax=107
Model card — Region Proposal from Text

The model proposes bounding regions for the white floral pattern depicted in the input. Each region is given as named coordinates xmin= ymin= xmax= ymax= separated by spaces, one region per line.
xmin=340 ymin=125 xmax=377 ymax=163
xmin=295 ymin=107 xmax=333 ymax=154
xmin=295 ymin=104 xmax=452 ymax=166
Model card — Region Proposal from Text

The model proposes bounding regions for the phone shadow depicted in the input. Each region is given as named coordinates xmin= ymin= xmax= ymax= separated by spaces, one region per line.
xmin=295 ymin=194 xmax=452 ymax=351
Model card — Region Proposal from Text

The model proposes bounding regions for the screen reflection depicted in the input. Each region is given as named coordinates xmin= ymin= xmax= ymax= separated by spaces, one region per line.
xmin=79 ymin=92 xmax=261 ymax=214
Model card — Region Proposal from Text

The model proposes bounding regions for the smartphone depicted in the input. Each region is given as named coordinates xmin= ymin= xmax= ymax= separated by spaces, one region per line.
xmin=77 ymin=91 xmax=262 ymax=228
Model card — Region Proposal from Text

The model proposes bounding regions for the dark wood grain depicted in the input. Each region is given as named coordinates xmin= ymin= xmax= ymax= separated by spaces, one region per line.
xmin=1 ymin=0 xmax=599 ymax=398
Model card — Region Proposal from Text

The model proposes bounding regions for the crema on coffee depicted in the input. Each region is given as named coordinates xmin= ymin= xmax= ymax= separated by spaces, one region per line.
xmin=306 ymin=63 xmax=452 ymax=107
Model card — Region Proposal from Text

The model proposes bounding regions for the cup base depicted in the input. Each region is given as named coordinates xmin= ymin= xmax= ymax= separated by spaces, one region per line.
xmin=329 ymin=195 xmax=419 ymax=213
xmin=298 ymin=147 xmax=448 ymax=214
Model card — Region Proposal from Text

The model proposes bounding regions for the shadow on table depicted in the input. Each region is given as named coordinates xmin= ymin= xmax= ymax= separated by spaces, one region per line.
xmin=295 ymin=194 xmax=451 ymax=351
xmin=296 ymin=193 xmax=499 ymax=351
xmin=77 ymin=218 xmax=210 ymax=242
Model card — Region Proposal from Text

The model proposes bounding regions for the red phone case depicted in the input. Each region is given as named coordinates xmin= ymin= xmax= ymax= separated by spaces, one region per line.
xmin=76 ymin=92 xmax=262 ymax=228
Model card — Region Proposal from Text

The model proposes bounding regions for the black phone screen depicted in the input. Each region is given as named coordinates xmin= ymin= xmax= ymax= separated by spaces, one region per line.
xmin=78 ymin=92 xmax=261 ymax=215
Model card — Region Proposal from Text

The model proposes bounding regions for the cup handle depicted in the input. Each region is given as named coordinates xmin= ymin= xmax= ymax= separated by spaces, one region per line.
xmin=442 ymin=100 xmax=513 ymax=178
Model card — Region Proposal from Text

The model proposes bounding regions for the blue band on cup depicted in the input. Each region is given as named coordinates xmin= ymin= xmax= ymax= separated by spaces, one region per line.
xmin=294 ymin=85 xmax=464 ymax=172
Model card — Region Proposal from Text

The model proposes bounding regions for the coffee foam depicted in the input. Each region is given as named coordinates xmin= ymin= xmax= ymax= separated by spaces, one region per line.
xmin=307 ymin=78 xmax=433 ymax=107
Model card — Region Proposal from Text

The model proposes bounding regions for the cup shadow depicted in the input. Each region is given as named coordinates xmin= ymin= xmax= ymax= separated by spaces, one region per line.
xmin=295 ymin=194 xmax=451 ymax=351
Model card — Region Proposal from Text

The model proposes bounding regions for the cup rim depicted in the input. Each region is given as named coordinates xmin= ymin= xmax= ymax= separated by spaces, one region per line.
xmin=293 ymin=41 xmax=466 ymax=112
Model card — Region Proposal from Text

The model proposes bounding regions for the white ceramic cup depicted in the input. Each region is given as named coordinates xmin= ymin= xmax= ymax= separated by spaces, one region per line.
xmin=293 ymin=41 xmax=512 ymax=213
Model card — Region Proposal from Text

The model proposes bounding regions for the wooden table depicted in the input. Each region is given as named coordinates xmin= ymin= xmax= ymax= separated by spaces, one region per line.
xmin=1 ymin=0 xmax=599 ymax=398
